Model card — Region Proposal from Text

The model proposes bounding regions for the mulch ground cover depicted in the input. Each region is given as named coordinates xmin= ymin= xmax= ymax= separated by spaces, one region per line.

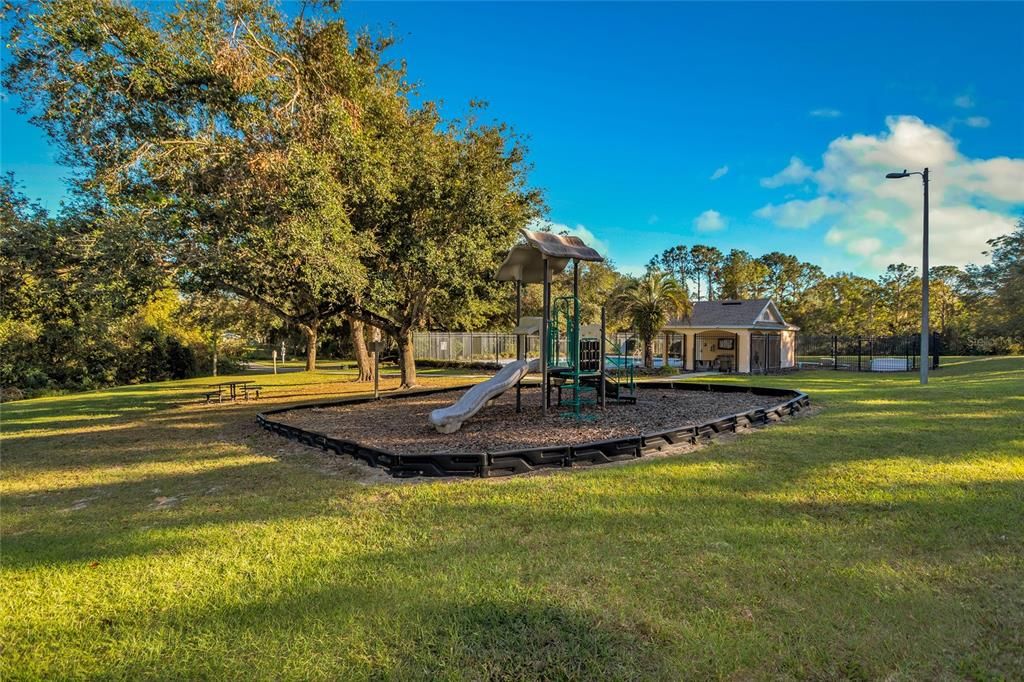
xmin=274 ymin=386 xmax=781 ymax=454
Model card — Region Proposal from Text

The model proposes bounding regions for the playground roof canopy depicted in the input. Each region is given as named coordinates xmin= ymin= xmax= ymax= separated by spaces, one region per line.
xmin=495 ymin=228 xmax=604 ymax=283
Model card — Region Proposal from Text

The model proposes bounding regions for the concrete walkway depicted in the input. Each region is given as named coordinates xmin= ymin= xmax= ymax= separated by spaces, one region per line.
xmin=663 ymin=371 xmax=723 ymax=380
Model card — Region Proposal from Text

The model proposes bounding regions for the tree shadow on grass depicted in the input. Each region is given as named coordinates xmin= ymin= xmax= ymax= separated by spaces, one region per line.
xmin=76 ymin=542 xmax=673 ymax=680
xmin=31 ymin=477 xmax=1020 ymax=679
xmin=5 ymin=439 xmax=1022 ymax=678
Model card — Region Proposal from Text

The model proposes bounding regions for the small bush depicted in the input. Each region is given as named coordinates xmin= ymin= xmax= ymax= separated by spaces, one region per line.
xmin=0 ymin=386 xmax=25 ymax=402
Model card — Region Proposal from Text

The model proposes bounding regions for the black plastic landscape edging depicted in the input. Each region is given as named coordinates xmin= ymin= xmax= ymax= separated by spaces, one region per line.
xmin=256 ymin=382 xmax=810 ymax=478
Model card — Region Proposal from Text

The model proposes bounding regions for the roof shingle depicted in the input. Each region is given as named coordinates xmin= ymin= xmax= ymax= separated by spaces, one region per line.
xmin=668 ymin=299 xmax=793 ymax=328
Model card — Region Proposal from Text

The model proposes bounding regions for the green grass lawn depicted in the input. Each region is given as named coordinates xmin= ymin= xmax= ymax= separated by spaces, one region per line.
xmin=2 ymin=358 xmax=1022 ymax=679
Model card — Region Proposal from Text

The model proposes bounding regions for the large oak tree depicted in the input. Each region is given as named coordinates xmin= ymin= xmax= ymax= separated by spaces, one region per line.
xmin=5 ymin=0 xmax=539 ymax=381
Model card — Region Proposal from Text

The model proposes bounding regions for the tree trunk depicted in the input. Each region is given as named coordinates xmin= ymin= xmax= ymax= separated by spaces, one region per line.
xmin=303 ymin=322 xmax=319 ymax=371
xmin=212 ymin=335 xmax=218 ymax=377
xmin=644 ymin=339 xmax=654 ymax=368
xmin=397 ymin=328 xmax=417 ymax=388
xmin=350 ymin=316 xmax=373 ymax=382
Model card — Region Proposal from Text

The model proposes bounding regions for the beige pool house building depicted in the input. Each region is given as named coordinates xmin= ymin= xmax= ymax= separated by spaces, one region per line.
xmin=660 ymin=299 xmax=799 ymax=374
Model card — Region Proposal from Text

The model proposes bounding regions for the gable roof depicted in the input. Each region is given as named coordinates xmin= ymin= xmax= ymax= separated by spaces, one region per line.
xmin=667 ymin=299 xmax=798 ymax=330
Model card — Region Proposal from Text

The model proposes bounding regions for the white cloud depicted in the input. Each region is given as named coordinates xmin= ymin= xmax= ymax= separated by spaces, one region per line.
xmin=864 ymin=208 xmax=889 ymax=224
xmin=965 ymin=116 xmax=990 ymax=128
xmin=694 ymin=209 xmax=726 ymax=232
xmin=710 ymin=165 xmax=729 ymax=181
xmin=757 ymin=115 xmax=1024 ymax=268
xmin=958 ymin=157 xmax=1024 ymax=202
xmin=847 ymin=237 xmax=883 ymax=257
xmin=810 ymin=108 xmax=842 ymax=118
xmin=754 ymin=197 xmax=844 ymax=229
xmin=954 ymin=94 xmax=975 ymax=109
xmin=760 ymin=156 xmax=814 ymax=188
xmin=528 ymin=219 xmax=609 ymax=255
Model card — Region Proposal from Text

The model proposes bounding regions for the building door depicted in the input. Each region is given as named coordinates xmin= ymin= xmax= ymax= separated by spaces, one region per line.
xmin=750 ymin=333 xmax=781 ymax=374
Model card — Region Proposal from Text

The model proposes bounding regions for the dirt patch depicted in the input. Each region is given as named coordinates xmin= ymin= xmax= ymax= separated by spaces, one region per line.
xmin=273 ymin=387 xmax=782 ymax=455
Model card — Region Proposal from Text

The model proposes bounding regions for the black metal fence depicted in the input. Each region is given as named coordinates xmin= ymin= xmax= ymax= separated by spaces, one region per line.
xmin=798 ymin=333 xmax=941 ymax=372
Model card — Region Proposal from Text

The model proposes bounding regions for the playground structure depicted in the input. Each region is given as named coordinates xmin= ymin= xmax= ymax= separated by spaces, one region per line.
xmin=428 ymin=358 xmax=537 ymax=433
xmin=429 ymin=229 xmax=636 ymax=433
xmin=259 ymin=231 xmax=813 ymax=477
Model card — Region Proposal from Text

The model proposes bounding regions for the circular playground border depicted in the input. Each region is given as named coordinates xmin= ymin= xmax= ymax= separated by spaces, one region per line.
xmin=255 ymin=382 xmax=810 ymax=478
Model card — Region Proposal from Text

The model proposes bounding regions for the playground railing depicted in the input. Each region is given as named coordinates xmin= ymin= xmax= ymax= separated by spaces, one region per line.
xmin=410 ymin=330 xmax=688 ymax=366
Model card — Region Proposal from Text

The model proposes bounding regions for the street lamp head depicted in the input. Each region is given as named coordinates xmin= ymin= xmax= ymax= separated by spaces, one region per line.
xmin=886 ymin=170 xmax=910 ymax=179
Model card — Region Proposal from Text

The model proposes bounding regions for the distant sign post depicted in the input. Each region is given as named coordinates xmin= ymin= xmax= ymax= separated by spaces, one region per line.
xmin=371 ymin=340 xmax=385 ymax=399
xmin=272 ymin=350 xmax=278 ymax=375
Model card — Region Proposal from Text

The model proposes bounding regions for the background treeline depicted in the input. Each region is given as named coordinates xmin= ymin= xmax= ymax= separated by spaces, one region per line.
xmin=4 ymin=166 xmax=1020 ymax=399
xmin=645 ymin=233 xmax=1024 ymax=354
xmin=1 ymin=0 xmax=1021 ymax=399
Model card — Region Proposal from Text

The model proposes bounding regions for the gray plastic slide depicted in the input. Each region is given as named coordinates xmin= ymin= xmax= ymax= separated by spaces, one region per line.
xmin=429 ymin=358 xmax=538 ymax=434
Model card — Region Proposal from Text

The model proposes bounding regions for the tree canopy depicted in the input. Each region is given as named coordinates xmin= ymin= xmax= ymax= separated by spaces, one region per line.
xmin=612 ymin=270 xmax=691 ymax=367
xmin=4 ymin=0 xmax=540 ymax=383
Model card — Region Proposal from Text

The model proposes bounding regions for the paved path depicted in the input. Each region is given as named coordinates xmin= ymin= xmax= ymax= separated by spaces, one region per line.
xmin=662 ymin=371 xmax=722 ymax=380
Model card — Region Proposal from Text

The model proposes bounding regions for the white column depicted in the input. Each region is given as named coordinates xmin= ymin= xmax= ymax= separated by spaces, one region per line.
xmin=738 ymin=331 xmax=751 ymax=373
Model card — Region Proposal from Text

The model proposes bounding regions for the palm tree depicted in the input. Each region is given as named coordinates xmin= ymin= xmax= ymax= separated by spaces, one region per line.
xmin=612 ymin=270 xmax=692 ymax=368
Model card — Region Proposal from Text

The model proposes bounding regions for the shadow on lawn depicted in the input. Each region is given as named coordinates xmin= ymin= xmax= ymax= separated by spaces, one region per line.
xmin=5 ymin=438 xmax=1021 ymax=573
xmin=5 ymin=360 xmax=1022 ymax=565
xmin=4 ymin=358 xmax=1023 ymax=679
xmin=42 ymin=473 xmax=1018 ymax=679
xmin=93 ymin=562 xmax=672 ymax=679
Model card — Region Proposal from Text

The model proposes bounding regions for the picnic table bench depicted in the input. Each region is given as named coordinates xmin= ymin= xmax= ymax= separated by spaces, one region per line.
xmin=203 ymin=380 xmax=259 ymax=403
xmin=202 ymin=388 xmax=224 ymax=403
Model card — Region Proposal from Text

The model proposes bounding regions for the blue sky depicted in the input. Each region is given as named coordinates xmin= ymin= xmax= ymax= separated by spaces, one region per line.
xmin=3 ymin=1 xmax=1022 ymax=276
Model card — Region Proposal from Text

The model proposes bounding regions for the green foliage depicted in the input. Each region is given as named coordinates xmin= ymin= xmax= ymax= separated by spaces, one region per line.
xmin=648 ymin=244 xmax=693 ymax=296
xmin=974 ymin=218 xmax=1024 ymax=338
xmin=0 ymin=177 xmax=258 ymax=393
xmin=688 ymin=244 xmax=724 ymax=301
xmin=719 ymin=249 xmax=771 ymax=299
xmin=360 ymin=106 xmax=541 ymax=340
xmin=795 ymin=272 xmax=883 ymax=336
xmin=648 ymin=228 xmax=1021 ymax=352
xmin=4 ymin=0 xmax=541 ymax=380
xmin=0 ymin=176 xmax=176 ymax=393
xmin=877 ymin=263 xmax=920 ymax=334
xmin=612 ymin=270 xmax=691 ymax=367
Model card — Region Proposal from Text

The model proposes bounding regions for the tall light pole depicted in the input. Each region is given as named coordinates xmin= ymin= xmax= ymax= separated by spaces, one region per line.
xmin=885 ymin=168 xmax=930 ymax=385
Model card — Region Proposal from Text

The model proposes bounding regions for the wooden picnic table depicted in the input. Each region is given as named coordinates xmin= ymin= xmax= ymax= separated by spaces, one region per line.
xmin=207 ymin=380 xmax=253 ymax=401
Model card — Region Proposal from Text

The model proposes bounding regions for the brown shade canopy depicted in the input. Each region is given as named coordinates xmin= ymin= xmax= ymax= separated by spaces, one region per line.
xmin=495 ymin=228 xmax=605 ymax=283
